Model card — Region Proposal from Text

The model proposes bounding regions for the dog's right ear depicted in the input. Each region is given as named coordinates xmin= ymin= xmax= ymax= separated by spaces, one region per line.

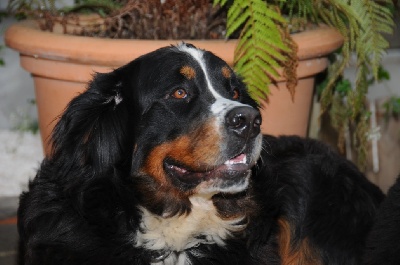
xmin=50 ymin=65 xmax=139 ymax=175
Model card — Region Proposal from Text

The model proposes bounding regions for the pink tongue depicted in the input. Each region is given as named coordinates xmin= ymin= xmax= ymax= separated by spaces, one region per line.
xmin=230 ymin=153 xmax=246 ymax=163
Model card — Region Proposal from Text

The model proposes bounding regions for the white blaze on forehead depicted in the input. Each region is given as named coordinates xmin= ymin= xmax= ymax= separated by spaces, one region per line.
xmin=177 ymin=44 xmax=250 ymax=116
xmin=177 ymin=44 xmax=221 ymax=100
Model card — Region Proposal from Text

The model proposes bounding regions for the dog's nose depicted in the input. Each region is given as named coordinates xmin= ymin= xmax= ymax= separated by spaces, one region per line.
xmin=225 ymin=106 xmax=261 ymax=139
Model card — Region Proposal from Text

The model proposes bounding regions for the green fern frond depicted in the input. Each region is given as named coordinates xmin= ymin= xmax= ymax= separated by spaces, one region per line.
xmin=355 ymin=0 xmax=393 ymax=79
xmin=226 ymin=2 xmax=249 ymax=35
xmin=214 ymin=0 xmax=229 ymax=7
xmin=215 ymin=0 xmax=293 ymax=101
xmin=215 ymin=0 xmax=394 ymax=168
xmin=279 ymin=0 xmax=316 ymax=20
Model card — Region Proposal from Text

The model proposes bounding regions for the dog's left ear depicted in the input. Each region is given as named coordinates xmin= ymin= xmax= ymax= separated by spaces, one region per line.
xmin=50 ymin=68 xmax=137 ymax=174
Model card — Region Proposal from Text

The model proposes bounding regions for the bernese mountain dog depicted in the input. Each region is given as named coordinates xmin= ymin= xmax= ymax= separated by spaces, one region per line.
xmin=17 ymin=43 xmax=385 ymax=265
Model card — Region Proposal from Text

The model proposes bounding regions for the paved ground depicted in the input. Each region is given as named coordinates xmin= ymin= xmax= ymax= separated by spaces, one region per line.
xmin=0 ymin=196 xmax=18 ymax=265
xmin=0 ymin=129 xmax=42 ymax=265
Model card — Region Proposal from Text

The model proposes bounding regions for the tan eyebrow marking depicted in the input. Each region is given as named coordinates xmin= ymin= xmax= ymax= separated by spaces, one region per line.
xmin=180 ymin=65 xmax=196 ymax=80
xmin=222 ymin=66 xmax=232 ymax=79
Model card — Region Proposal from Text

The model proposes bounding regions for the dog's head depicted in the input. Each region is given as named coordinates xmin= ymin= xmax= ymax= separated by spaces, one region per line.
xmin=52 ymin=43 xmax=262 ymax=215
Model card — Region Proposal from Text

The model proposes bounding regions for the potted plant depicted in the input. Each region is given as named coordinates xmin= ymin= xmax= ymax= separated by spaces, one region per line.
xmin=4 ymin=0 xmax=394 ymax=166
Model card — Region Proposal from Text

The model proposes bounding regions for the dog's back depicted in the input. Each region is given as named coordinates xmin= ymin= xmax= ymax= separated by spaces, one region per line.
xmin=364 ymin=176 xmax=400 ymax=265
xmin=247 ymin=135 xmax=385 ymax=264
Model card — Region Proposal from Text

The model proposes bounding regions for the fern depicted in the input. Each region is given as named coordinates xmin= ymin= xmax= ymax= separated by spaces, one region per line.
xmin=214 ymin=0 xmax=295 ymax=101
xmin=284 ymin=0 xmax=393 ymax=168
xmin=215 ymin=0 xmax=394 ymax=168
xmin=356 ymin=0 xmax=393 ymax=78
xmin=317 ymin=0 xmax=394 ymax=168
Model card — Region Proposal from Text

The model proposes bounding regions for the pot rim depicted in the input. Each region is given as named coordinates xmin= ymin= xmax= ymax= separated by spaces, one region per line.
xmin=5 ymin=19 xmax=343 ymax=66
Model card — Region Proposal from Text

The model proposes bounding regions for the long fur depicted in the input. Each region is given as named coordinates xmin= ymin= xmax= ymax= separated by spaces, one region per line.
xmin=17 ymin=44 xmax=385 ymax=265
xmin=363 ymin=176 xmax=400 ymax=265
xmin=247 ymin=136 xmax=384 ymax=264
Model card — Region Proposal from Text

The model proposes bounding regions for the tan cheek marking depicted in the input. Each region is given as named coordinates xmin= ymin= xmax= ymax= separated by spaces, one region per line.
xmin=141 ymin=120 xmax=220 ymax=184
xmin=221 ymin=66 xmax=232 ymax=79
xmin=180 ymin=65 xmax=196 ymax=80
xmin=189 ymin=121 xmax=221 ymax=167
xmin=140 ymin=139 xmax=190 ymax=206
xmin=278 ymin=218 xmax=322 ymax=265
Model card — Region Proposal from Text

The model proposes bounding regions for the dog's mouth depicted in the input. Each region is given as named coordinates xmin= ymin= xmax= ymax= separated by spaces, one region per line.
xmin=164 ymin=153 xmax=251 ymax=190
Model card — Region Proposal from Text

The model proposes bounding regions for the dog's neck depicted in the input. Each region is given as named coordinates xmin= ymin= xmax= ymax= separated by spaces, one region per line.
xmin=134 ymin=193 xmax=249 ymax=263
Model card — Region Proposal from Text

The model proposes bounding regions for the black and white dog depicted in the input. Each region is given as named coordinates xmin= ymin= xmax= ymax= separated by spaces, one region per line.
xmin=17 ymin=43 xmax=385 ymax=265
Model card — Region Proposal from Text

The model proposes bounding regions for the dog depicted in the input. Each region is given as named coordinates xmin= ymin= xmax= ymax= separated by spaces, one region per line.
xmin=17 ymin=43 xmax=384 ymax=265
xmin=364 ymin=175 xmax=400 ymax=265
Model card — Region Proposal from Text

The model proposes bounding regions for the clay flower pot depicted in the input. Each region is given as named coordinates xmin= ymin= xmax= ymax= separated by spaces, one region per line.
xmin=5 ymin=20 xmax=343 ymax=155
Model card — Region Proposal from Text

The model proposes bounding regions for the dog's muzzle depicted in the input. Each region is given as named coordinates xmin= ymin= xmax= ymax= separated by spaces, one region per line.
xmin=225 ymin=106 xmax=261 ymax=140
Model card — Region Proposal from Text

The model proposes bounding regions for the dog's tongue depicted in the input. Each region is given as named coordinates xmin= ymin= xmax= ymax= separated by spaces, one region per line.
xmin=224 ymin=154 xmax=247 ymax=165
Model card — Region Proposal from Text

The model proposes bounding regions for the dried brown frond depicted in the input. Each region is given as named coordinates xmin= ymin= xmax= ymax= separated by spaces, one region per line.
xmin=281 ymin=26 xmax=298 ymax=101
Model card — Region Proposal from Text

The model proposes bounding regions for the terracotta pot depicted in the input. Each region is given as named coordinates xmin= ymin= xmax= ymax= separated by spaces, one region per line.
xmin=5 ymin=20 xmax=343 ymax=155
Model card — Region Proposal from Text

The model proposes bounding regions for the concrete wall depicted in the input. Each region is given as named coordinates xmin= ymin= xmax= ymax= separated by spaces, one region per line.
xmin=0 ymin=17 xmax=36 ymax=130
xmin=0 ymin=0 xmax=74 ymax=130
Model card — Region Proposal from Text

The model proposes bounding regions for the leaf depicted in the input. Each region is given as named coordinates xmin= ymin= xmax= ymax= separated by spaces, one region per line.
xmin=220 ymin=0 xmax=293 ymax=101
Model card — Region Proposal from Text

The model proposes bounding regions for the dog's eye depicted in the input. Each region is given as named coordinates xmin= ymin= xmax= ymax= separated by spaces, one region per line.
xmin=232 ymin=88 xmax=240 ymax=100
xmin=172 ymin=88 xmax=188 ymax=99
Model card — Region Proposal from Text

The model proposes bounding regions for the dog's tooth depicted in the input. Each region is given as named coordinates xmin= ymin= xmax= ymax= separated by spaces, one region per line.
xmin=224 ymin=154 xmax=247 ymax=165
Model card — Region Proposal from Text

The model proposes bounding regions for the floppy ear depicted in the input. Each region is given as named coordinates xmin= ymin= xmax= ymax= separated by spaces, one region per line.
xmin=50 ymin=68 xmax=138 ymax=174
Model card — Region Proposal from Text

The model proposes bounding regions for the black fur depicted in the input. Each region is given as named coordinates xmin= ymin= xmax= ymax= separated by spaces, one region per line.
xmin=17 ymin=44 xmax=385 ymax=265
xmin=364 ymin=176 xmax=400 ymax=265
xmin=247 ymin=136 xmax=384 ymax=264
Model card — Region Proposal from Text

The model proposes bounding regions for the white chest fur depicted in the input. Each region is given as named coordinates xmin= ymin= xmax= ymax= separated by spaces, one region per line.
xmin=135 ymin=195 xmax=245 ymax=254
